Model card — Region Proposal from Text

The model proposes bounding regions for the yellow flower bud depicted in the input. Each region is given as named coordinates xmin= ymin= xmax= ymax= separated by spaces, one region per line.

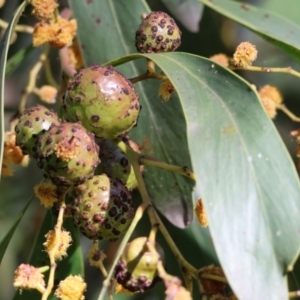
xmin=55 ymin=275 xmax=87 ymax=300
xmin=231 ymin=42 xmax=257 ymax=68
xmin=44 ymin=229 xmax=72 ymax=260
xmin=31 ymin=0 xmax=58 ymax=20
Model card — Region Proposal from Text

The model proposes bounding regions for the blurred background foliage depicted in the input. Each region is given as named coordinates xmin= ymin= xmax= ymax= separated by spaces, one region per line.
xmin=1 ymin=0 xmax=300 ymax=299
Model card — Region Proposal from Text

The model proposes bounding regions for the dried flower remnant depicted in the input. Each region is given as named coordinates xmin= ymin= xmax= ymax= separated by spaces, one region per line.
xmin=199 ymin=264 xmax=226 ymax=295
xmin=138 ymin=137 xmax=153 ymax=154
xmin=258 ymin=84 xmax=283 ymax=105
xmin=32 ymin=21 xmax=51 ymax=46
xmin=87 ymin=242 xmax=107 ymax=268
xmin=158 ymin=79 xmax=176 ymax=102
xmin=31 ymin=0 xmax=58 ymax=20
xmin=231 ymin=42 xmax=257 ymax=68
xmin=258 ymin=85 xmax=283 ymax=119
xmin=44 ymin=229 xmax=72 ymax=260
xmin=210 ymin=53 xmax=229 ymax=67
xmin=1 ymin=132 xmax=25 ymax=176
xmin=33 ymin=18 xmax=77 ymax=48
xmin=34 ymin=85 xmax=58 ymax=104
xmin=195 ymin=198 xmax=208 ymax=227
xmin=13 ymin=264 xmax=45 ymax=293
xmin=49 ymin=18 xmax=77 ymax=49
xmin=4 ymin=132 xmax=24 ymax=165
xmin=34 ymin=182 xmax=58 ymax=208
xmin=55 ymin=275 xmax=87 ymax=300
xmin=165 ymin=283 xmax=192 ymax=300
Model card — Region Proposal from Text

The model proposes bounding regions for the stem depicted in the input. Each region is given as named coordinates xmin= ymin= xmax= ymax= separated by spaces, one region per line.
xmin=97 ymin=202 xmax=148 ymax=300
xmin=278 ymin=104 xmax=300 ymax=122
xmin=200 ymin=273 xmax=228 ymax=283
xmin=197 ymin=279 xmax=206 ymax=300
xmin=115 ymin=141 xmax=196 ymax=181
xmin=122 ymin=142 xmax=197 ymax=276
xmin=229 ymin=65 xmax=300 ymax=79
xmin=44 ymin=55 xmax=59 ymax=89
xmin=140 ymin=156 xmax=196 ymax=181
xmin=19 ymin=47 xmax=48 ymax=113
xmin=0 ymin=19 xmax=34 ymax=34
xmin=148 ymin=206 xmax=198 ymax=281
xmin=41 ymin=201 xmax=66 ymax=300
xmin=129 ymin=71 xmax=168 ymax=84
xmin=54 ymin=8 xmax=59 ymax=22
xmin=130 ymin=58 xmax=167 ymax=83
xmin=183 ymin=271 xmax=193 ymax=294
xmin=148 ymin=224 xmax=158 ymax=243
xmin=156 ymin=260 xmax=174 ymax=282
xmin=39 ymin=266 xmax=50 ymax=273
xmin=98 ymin=261 xmax=108 ymax=278
xmin=35 ymin=284 xmax=46 ymax=294
xmin=116 ymin=140 xmax=198 ymax=283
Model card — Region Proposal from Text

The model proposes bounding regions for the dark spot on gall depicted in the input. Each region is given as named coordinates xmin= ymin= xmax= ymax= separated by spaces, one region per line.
xmin=109 ymin=207 xmax=117 ymax=217
xmin=120 ymin=157 xmax=128 ymax=167
xmin=24 ymin=120 xmax=32 ymax=127
xmin=91 ymin=115 xmax=100 ymax=122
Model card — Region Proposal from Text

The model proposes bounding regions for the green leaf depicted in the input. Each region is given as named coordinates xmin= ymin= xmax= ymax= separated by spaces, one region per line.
xmin=0 ymin=194 xmax=34 ymax=265
xmin=6 ymin=45 xmax=34 ymax=76
xmin=259 ymin=0 xmax=300 ymax=26
xmin=0 ymin=0 xmax=29 ymax=180
xmin=106 ymin=52 xmax=300 ymax=300
xmin=13 ymin=211 xmax=84 ymax=300
xmin=68 ymin=0 xmax=194 ymax=228
xmin=199 ymin=0 xmax=300 ymax=63
xmin=160 ymin=0 xmax=204 ymax=32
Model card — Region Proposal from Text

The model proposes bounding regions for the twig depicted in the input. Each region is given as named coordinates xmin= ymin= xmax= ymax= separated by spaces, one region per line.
xmin=19 ymin=47 xmax=48 ymax=112
xmin=116 ymin=141 xmax=198 ymax=275
xmin=199 ymin=273 xmax=228 ymax=283
xmin=44 ymin=56 xmax=59 ymax=88
xmin=41 ymin=201 xmax=66 ymax=300
xmin=0 ymin=19 xmax=34 ymax=34
xmin=129 ymin=58 xmax=167 ymax=83
xmin=278 ymin=104 xmax=300 ymax=122
xmin=140 ymin=156 xmax=196 ymax=181
xmin=129 ymin=71 xmax=168 ymax=84
xmin=229 ymin=65 xmax=300 ymax=79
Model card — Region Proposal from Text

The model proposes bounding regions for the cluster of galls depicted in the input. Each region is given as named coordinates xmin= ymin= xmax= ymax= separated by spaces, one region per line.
xmin=14 ymin=10 xmax=182 ymax=294
xmin=15 ymin=64 xmax=141 ymax=243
